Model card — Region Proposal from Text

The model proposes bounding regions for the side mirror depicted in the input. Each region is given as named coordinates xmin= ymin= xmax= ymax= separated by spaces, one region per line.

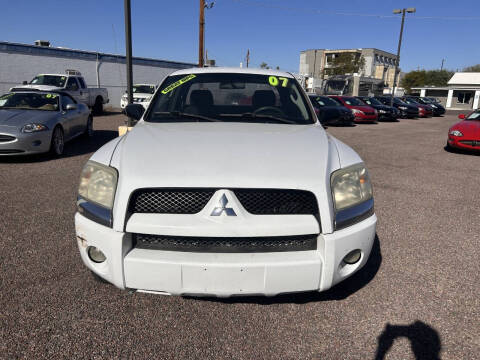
xmin=458 ymin=114 xmax=465 ymax=120
xmin=65 ymin=103 xmax=77 ymax=111
xmin=125 ymin=103 xmax=145 ymax=121
xmin=22 ymin=81 xmax=28 ymax=85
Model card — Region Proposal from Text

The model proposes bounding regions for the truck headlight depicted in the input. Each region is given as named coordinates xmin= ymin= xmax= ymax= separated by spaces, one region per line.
xmin=331 ymin=163 xmax=374 ymax=230
xmin=77 ymin=161 xmax=118 ymax=227
xmin=79 ymin=161 xmax=118 ymax=209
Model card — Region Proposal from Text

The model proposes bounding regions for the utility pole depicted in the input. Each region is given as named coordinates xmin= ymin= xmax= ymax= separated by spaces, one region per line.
xmin=246 ymin=49 xmax=250 ymax=68
xmin=441 ymin=58 xmax=445 ymax=71
xmin=124 ymin=0 xmax=133 ymax=126
xmin=199 ymin=0 xmax=205 ymax=67
xmin=391 ymin=7 xmax=415 ymax=106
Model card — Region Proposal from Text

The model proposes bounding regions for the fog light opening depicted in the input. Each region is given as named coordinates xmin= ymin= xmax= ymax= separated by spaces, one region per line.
xmin=87 ymin=246 xmax=106 ymax=263
xmin=343 ymin=249 xmax=361 ymax=265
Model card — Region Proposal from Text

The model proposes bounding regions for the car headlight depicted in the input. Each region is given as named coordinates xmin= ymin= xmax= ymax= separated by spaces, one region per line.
xmin=331 ymin=163 xmax=374 ymax=230
xmin=378 ymin=109 xmax=387 ymax=114
xmin=430 ymin=104 xmax=437 ymax=108
xmin=22 ymin=124 xmax=48 ymax=133
xmin=398 ymin=106 xmax=408 ymax=110
xmin=351 ymin=109 xmax=364 ymax=115
xmin=449 ymin=130 xmax=463 ymax=137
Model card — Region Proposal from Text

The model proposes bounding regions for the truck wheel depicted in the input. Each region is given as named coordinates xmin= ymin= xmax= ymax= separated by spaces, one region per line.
xmin=83 ymin=115 xmax=94 ymax=138
xmin=93 ymin=97 xmax=103 ymax=115
xmin=50 ymin=126 xmax=64 ymax=156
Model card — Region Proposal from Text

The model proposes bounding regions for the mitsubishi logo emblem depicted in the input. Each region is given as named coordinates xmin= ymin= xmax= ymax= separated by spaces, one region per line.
xmin=210 ymin=194 xmax=236 ymax=216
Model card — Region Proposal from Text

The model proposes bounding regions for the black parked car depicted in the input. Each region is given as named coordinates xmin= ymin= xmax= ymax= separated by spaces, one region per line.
xmin=308 ymin=94 xmax=355 ymax=126
xmin=375 ymin=96 xmax=419 ymax=118
xmin=356 ymin=96 xmax=399 ymax=121
xmin=411 ymin=96 xmax=446 ymax=116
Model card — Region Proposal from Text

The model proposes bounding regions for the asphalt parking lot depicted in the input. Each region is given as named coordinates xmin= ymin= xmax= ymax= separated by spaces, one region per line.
xmin=1 ymin=111 xmax=479 ymax=359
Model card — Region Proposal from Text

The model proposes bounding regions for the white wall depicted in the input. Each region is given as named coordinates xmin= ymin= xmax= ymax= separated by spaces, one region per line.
xmin=0 ymin=52 xmax=191 ymax=109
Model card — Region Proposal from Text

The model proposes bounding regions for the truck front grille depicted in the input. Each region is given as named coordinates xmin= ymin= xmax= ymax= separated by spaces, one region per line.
xmin=133 ymin=233 xmax=317 ymax=253
xmin=129 ymin=188 xmax=319 ymax=216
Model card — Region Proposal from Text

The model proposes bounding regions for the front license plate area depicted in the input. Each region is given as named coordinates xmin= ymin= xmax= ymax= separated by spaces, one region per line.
xmin=182 ymin=265 xmax=265 ymax=295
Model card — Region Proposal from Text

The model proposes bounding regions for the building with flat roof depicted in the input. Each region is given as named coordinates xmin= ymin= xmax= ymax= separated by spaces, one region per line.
xmin=412 ymin=72 xmax=480 ymax=110
xmin=299 ymin=48 xmax=399 ymax=87
xmin=0 ymin=41 xmax=195 ymax=108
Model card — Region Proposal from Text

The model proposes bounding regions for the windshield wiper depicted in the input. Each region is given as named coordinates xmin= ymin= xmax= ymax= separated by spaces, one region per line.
xmin=152 ymin=111 xmax=220 ymax=122
xmin=221 ymin=112 xmax=297 ymax=125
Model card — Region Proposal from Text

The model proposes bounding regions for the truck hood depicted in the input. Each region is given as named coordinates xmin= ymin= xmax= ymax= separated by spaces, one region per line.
xmin=111 ymin=122 xmax=336 ymax=191
xmin=10 ymin=84 xmax=62 ymax=92
xmin=0 ymin=109 xmax=55 ymax=129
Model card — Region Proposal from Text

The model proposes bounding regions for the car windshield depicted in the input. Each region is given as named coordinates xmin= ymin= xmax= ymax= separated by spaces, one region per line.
xmin=311 ymin=96 xmax=339 ymax=107
xmin=145 ymin=73 xmax=314 ymax=124
xmin=361 ymin=97 xmax=382 ymax=106
xmin=393 ymin=98 xmax=407 ymax=105
xmin=30 ymin=75 xmax=67 ymax=87
xmin=0 ymin=92 xmax=59 ymax=111
xmin=466 ymin=111 xmax=480 ymax=120
xmin=404 ymin=98 xmax=419 ymax=104
xmin=343 ymin=97 xmax=365 ymax=106
xmin=133 ymin=85 xmax=155 ymax=94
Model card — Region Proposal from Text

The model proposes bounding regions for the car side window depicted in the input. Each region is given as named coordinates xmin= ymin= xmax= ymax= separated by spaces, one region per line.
xmin=62 ymin=95 xmax=75 ymax=110
xmin=66 ymin=78 xmax=79 ymax=91
xmin=78 ymin=77 xmax=86 ymax=89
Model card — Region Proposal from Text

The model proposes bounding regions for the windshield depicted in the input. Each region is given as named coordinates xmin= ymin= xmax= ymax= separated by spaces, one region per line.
xmin=133 ymin=85 xmax=155 ymax=94
xmin=311 ymin=96 xmax=339 ymax=107
xmin=343 ymin=97 xmax=366 ymax=106
xmin=145 ymin=73 xmax=314 ymax=124
xmin=361 ymin=97 xmax=382 ymax=106
xmin=0 ymin=92 xmax=59 ymax=111
xmin=466 ymin=111 xmax=480 ymax=120
xmin=30 ymin=75 xmax=67 ymax=87
xmin=393 ymin=98 xmax=407 ymax=105
xmin=404 ymin=98 xmax=420 ymax=104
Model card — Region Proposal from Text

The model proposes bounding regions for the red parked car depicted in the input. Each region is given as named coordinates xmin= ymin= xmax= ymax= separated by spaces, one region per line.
xmin=329 ymin=96 xmax=378 ymax=123
xmin=447 ymin=110 xmax=480 ymax=151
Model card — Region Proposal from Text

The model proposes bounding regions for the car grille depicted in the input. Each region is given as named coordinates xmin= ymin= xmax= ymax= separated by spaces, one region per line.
xmin=128 ymin=188 xmax=319 ymax=216
xmin=133 ymin=233 xmax=317 ymax=253
xmin=459 ymin=140 xmax=480 ymax=147
xmin=0 ymin=135 xmax=16 ymax=143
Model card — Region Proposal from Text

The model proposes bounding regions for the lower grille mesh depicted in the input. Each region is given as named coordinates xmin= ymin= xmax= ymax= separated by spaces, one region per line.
xmin=133 ymin=233 xmax=317 ymax=253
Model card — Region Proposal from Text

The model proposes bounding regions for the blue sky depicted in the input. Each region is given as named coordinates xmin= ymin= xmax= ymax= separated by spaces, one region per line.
xmin=1 ymin=0 xmax=479 ymax=73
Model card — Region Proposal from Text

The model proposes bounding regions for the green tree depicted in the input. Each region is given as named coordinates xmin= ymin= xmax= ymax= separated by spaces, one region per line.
xmin=463 ymin=64 xmax=480 ymax=72
xmin=400 ymin=69 xmax=454 ymax=92
xmin=329 ymin=53 xmax=366 ymax=76
xmin=260 ymin=62 xmax=269 ymax=69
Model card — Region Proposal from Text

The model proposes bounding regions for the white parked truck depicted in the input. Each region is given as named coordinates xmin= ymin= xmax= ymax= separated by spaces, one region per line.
xmin=75 ymin=67 xmax=376 ymax=297
xmin=12 ymin=70 xmax=109 ymax=114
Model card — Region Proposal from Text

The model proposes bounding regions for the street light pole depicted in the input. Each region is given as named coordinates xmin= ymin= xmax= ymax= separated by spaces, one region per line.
xmin=390 ymin=7 xmax=415 ymax=107
xmin=124 ymin=0 xmax=133 ymax=126
xmin=199 ymin=0 xmax=205 ymax=67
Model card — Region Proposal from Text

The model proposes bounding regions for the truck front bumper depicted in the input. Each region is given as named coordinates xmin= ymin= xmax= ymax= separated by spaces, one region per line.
xmin=75 ymin=212 xmax=376 ymax=297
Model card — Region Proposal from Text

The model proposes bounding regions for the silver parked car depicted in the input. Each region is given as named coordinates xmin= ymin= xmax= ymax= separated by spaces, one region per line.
xmin=0 ymin=91 xmax=93 ymax=156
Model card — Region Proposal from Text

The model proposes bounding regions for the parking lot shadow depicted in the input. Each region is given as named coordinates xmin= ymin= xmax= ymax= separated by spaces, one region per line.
xmin=0 ymin=130 xmax=118 ymax=163
xmin=192 ymin=234 xmax=382 ymax=305
xmin=374 ymin=321 xmax=441 ymax=360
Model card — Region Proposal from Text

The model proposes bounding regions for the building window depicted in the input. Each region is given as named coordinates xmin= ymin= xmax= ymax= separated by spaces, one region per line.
xmin=457 ymin=92 xmax=472 ymax=104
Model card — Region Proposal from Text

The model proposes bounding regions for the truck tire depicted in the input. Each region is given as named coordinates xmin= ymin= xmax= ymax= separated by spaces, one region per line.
xmin=93 ymin=96 xmax=103 ymax=116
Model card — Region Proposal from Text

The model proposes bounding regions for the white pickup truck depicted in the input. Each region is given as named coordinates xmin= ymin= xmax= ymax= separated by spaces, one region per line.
xmin=12 ymin=70 xmax=109 ymax=114
xmin=75 ymin=67 xmax=376 ymax=297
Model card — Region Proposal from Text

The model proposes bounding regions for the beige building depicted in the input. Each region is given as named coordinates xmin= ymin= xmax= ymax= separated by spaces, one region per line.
xmin=299 ymin=48 xmax=398 ymax=87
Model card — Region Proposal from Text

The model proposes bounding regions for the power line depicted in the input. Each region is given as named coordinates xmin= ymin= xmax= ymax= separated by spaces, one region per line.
xmin=231 ymin=0 xmax=480 ymax=20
